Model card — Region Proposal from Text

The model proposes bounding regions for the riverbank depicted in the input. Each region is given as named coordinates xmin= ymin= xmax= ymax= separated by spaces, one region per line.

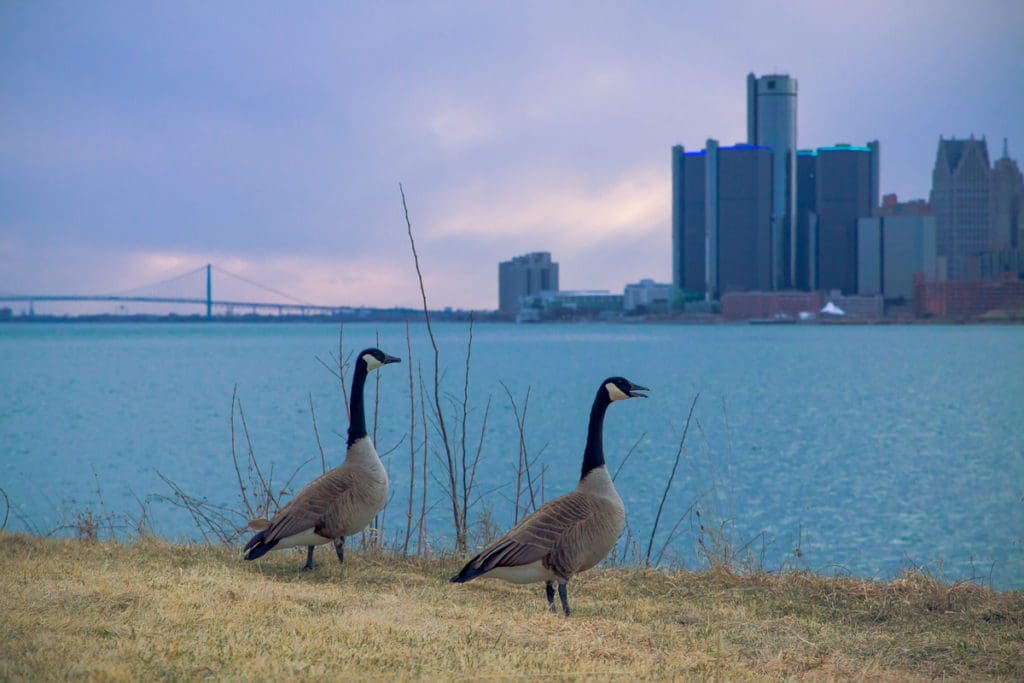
xmin=1 ymin=533 xmax=1020 ymax=680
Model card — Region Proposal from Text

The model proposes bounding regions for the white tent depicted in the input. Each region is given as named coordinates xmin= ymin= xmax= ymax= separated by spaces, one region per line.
xmin=820 ymin=301 xmax=845 ymax=316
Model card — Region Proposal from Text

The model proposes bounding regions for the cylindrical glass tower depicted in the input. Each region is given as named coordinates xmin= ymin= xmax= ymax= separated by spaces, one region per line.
xmin=747 ymin=73 xmax=797 ymax=289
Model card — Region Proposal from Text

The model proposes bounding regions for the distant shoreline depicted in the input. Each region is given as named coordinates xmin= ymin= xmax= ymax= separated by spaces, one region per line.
xmin=2 ymin=313 xmax=1022 ymax=325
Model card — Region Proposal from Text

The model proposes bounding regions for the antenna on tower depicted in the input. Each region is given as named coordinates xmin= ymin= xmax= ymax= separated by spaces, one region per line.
xmin=1003 ymin=137 xmax=1009 ymax=159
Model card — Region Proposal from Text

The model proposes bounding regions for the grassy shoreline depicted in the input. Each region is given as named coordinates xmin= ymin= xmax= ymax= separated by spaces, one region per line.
xmin=1 ymin=533 xmax=1021 ymax=680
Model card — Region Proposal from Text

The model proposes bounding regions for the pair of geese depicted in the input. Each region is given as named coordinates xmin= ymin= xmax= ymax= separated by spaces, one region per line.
xmin=243 ymin=347 xmax=647 ymax=616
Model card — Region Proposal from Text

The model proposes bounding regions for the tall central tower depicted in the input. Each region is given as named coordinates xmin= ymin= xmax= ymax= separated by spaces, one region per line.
xmin=747 ymin=73 xmax=797 ymax=289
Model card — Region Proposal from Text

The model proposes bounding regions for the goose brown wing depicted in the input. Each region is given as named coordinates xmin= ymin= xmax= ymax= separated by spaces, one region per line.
xmin=261 ymin=469 xmax=352 ymax=543
xmin=469 ymin=491 xmax=596 ymax=573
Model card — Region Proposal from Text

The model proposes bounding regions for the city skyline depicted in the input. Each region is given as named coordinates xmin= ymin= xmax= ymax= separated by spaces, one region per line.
xmin=2 ymin=3 xmax=1023 ymax=311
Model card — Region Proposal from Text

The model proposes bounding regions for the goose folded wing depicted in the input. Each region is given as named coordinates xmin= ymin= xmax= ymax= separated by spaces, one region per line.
xmin=262 ymin=474 xmax=346 ymax=544
xmin=472 ymin=492 xmax=596 ymax=571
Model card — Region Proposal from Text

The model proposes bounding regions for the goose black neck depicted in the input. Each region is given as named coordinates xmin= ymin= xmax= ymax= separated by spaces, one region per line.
xmin=580 ymin=388 xmax=612 ymax=480
xmin=347 ymin=361 xmax=369 ymax=447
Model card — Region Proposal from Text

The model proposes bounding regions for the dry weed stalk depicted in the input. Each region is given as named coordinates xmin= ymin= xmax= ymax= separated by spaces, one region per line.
xmin=400 ymin=184 xmax=492 ymax=555
xmin=646 ymin=392 xmax=699 ymax=566
xmin=400 ymin=183 xmax=464 ymax=552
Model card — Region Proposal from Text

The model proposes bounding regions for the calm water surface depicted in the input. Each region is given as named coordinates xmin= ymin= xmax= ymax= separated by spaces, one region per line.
xmin=1 ymin=322 xmax=1022 ymax=588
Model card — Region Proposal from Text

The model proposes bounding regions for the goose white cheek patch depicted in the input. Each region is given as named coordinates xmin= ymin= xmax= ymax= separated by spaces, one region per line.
xmin=363 ymin=353 xmax=383 ymax=370
xmin=605 ymin=382 xmax=630 ymax=401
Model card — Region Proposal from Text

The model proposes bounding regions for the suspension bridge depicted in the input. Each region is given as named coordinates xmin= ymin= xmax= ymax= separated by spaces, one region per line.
xmin=0 ymin=264 xmax=352 ymax=318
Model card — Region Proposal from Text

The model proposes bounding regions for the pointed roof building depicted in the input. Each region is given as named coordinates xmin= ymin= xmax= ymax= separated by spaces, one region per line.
xmin=930 ymin=137 xmax=991 ymax=280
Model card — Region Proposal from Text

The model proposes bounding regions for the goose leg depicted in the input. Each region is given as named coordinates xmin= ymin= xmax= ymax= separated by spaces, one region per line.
xmin=302 ymin=546 xmax=315 ymax=571
xmin=334 ymin=537 xmax=345 ymax=565
xmin=557 ymin=582 xmax=571 ymax=617
xmin=545 ymin=581 xmax=556 ymax=613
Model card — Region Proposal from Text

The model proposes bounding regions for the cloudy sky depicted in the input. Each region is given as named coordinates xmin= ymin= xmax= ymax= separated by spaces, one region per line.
xmin=2 ymin=2 xmax=1022 ymax=311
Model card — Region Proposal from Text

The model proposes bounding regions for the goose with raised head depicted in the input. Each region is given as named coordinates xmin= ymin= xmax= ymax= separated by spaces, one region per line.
xmin=242 ymin=347 xmax=400 ymax=570
xmin=449 ymin=376 xmax=647 ymax=616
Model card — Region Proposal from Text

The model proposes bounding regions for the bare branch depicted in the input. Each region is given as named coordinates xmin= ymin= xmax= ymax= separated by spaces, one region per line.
xmin=0 ymin=486 xmax=8 ymax=532
xmin=612 ymin=431 xmax=646 ymax=483
xmin=403 ymin=321 xmax=416 ymax=555
xmin=416 ymin=363 xmax=429 ymax=556
xmin=401 ymin=183 xmax=462 ymax=552
xmin=228 ymin=386 xmax=254 ymax=519
xmin=645 ymin=392 xmax=699 ymax=566
xmin=309 ymin=393 xmax=327 ymax=474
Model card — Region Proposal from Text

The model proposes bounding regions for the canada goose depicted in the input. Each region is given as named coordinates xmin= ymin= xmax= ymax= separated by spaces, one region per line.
xmin=449 ymin=376 xmax=647 ymax=616
xmin=242 ymin=347 xmax=401 ymax=570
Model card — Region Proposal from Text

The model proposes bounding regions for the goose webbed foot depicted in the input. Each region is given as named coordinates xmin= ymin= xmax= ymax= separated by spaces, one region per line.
xmin=545 ymin=581 xmax=557 ymax=613
xmin=558 ymin=582 xmax=571 ymax=617
xmin=301 ymin=546 xmax=315 ymax=571
xmin=334 ymin=537 xmax=345 ymax=565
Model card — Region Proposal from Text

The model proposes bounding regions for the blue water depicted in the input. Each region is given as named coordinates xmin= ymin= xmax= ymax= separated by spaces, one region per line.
xmin=1 ymin=322 xmax=1022 ymax=588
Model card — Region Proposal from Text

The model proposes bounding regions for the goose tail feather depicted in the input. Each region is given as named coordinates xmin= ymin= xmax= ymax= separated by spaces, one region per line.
xmin=242 ymin=530 xmax=278 ymax=561
xmin=449 ymin=557 xmax=485 ymax=583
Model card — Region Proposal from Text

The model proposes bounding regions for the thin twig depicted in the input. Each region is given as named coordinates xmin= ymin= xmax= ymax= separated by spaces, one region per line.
xmin=612 ymin=431 xmax=647 ymax=483
xmin=400 ymin=183 xmax=462 ymax=552
xmin=459 ymin=315 xmax=473 ymax=537
xmin=228 ymin=386 xmax=254 ymax=518
xmin=0 ymin=486 xmax=9 ymax=532
xmin=309 ymin=393 xmax=327 ymax=474
xmin=338 ymin=324 xmax=350 ymax=417
xmin=466 ymin=394 xmax=491 ymax=516
xmin=646 ymin=393 xmax=700 ymax=566
xmin=404 ymin=322 xmax=416 ymax=555
xmin=372 ymin=328 xmax=384 ymax=543
xmin=314 ymin=355 xmax=343 ymax=384
xmin=416 ymin=363 xmax=429 ymax=556
xmin=654 ymin=497 xmax=698 ymax=566
xmin=237 ymin=398 xmax=276 ymax=513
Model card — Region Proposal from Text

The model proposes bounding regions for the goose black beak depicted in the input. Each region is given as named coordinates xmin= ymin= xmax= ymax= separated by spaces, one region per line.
xmin=383 ymin=354 xmax=402 ymax=365
xmin=628 ymin=383 xmax=649 ymax=398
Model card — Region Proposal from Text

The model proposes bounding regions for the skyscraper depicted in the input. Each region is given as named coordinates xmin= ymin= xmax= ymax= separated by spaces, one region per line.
xmin=498 ymin=252 xmax=559 ymax=313
xmin=814 ymin=143 xmax=880 ymax=294
xmin=747 ymin=73 xmax=797 ymax=288
xmin=671 ymin=140 xmax=773 ymax=298
xmin=989 ymin=139 xmax=1024 ymax=250
xmin=930 ymin=137 xmax=991 ymax=280
xmin=671 ymin=145 xmax=707 ymax=296
xmin=795 ymin=150 xmax=818 ymax=290
xmin=857 ymin=215 xmax=937 ymax=300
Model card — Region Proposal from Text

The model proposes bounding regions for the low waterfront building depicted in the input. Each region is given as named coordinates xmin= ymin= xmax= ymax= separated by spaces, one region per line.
xmin=913 ymin=272 xmax=1024 ymax=317
xmin=829 ymin=293 xmax=885 ymax=318
xmin=623 ymin=279 xmax=672 ymax=313
xmin=720 ymin=290 xmax=822 ymax=321
xmin=544 ymin=290 xmax=623 ymax=312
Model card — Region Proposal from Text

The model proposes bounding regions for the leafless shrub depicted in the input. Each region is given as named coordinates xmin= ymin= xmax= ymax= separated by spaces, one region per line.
xmin=315 ymin=324 xmax=352 ymax=420
xmin=155 ymin=387 xmax=309 ymax=545
xmin=400 ymin=184 xmax=492 ymax=555
xmin=499 ymin=382 xmax=547 ymax=524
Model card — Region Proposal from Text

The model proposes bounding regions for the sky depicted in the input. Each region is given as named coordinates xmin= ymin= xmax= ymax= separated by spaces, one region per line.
xmin=2 ymin=2 xmax=1023 ymax=311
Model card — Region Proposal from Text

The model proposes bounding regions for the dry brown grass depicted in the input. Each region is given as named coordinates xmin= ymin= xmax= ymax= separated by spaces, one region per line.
xmin=1 ymin=533 xmax=1021 ymax=681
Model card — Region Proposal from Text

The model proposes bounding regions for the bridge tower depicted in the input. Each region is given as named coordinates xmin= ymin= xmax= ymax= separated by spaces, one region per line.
xmin=206 ymin=264 xmax=212 ymax=320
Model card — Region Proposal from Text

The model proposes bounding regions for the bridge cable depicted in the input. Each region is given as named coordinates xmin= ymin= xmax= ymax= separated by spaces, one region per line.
xmin=211 ymin=266 xmax=313 ymax=306
xmin=102 ymin=265 xmax=208 ymax=297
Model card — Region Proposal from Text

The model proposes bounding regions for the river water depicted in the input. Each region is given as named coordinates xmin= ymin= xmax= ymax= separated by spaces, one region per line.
xmin=2 ymin=322 xmax=1022 ymax=588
